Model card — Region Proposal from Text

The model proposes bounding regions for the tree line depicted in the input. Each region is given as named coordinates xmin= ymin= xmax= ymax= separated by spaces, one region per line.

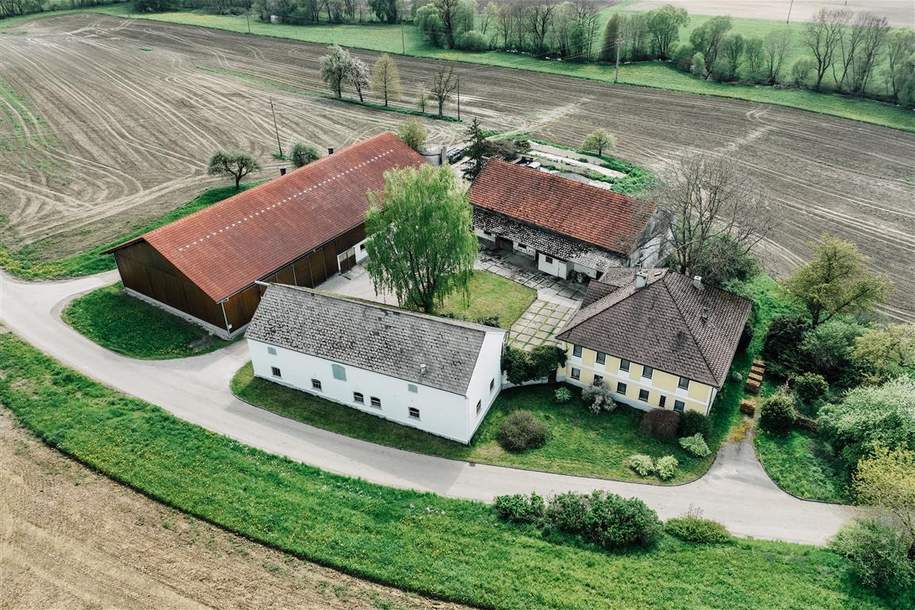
xmin=0 ymin=0 xmax=118 ymax=19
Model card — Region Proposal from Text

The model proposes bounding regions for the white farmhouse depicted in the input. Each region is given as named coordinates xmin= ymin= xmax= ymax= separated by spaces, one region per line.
xmin=245 ymin=283 xmax=506 ymax=444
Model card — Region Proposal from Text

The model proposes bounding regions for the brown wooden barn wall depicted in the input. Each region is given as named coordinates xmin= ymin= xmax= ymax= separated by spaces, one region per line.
xmin=114 ymin=223 xmax=366 ymax=333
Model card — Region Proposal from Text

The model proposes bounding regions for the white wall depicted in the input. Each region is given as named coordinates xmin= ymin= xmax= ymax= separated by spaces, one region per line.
xmin=464 ymin=330 xmax=506 ymax=439
xmin=513 ymin=241 xmax=537 ymax=257
xmin=248 ymin=338 xmax=496 ymax=444
xmin=537 ymin=253 xmax=568 ymax=279
xmin=354 ymin=238 xmax=370 ymax=263
xmin=474 ymin=228 xmax=496 ymax=243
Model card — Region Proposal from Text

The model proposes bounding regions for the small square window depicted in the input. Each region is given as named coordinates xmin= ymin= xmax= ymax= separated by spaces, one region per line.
xmin=267 ymin=346 xmax=277 ymax=355
xmin=573 ymin=345 xmax=583 ymax=358
xmin=332 ymin=363 xmax=346 ymax=381
xmin=476 ymin=400 xmax=482 ymax=415
xmin=370 ymin=396 xmax=382 ymax=408
xmin=674 ymin=400 xmax=685 ymax=413
xmin=642 ymin=366 xmax=654 ymax=380
xmin=571 ymin=367 xmax=581 ymax=380
xmin=408 ymin=383 xmax=418 ymax=393
xmin=311 ymin=378 xmax=322 ymax=391
xmin=593 ymin=374 xmax=603 ymax=386
xmin=271 ymin=366 xmax=282 ymax=378
xmin=659 ymin=395 xmax=667 ymax=408
xmin=353 ymin=392 xmax=364 ymax=404
xmin=517 ymin=243 xmax=527 ymax=249
xmin=616 ymin=382 xmax=627 ymax=395
xmin=638 ymin=388 xmax=650 ymax=402
xmin=489 ymin=378 xmax=495 ymax=392
xmin=360 ymin=243 xmax=366 ymax=250
xmin=545 ymin=255 xmax=553 ymax=264
xmin=596 ymin=352 xmax=606 ymax=365
xmin=678 ymin=377 xmax=690 ymax=391
xmin=409 ymin=407 xmax=420 ymax=419
xmin=619 ymin=359 xmax=630 ymax=372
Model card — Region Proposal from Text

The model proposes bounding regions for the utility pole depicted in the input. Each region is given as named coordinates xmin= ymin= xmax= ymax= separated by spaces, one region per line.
xmin=270 ymin=98 xmax=283 ymax=159
xmin=400 ymin=0 xmax=406 ymax=55
xmin=246 ymin=12 xmax=251 ymax=34
xmin=456 ymin=76 xmax=461 ymax=120
xmin=614 ymin=32 xmax=622 ymax=84
xmin=786 ymin=0 xmax=795 ymax=24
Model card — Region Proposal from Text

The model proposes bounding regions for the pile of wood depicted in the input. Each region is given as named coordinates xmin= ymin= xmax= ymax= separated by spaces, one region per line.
xmin=745 ymin=360 xmax=766 ymax=394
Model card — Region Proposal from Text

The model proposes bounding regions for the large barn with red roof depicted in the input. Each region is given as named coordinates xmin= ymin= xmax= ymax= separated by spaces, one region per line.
xmin=468 ymin=160 xmax=664 ymax=281
xmin=106 ymin=132 xmax=425 ymax=338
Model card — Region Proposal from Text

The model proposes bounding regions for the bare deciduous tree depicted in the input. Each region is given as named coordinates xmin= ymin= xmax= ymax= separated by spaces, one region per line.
xmin=523 ymin=0 xmax=558 ymax=54
xmin=653 ymin=154 xmax=778 ymax=276
xmin=430 ymin=66 xmax=458 ymax=117
xmin=763 ymin=28 xmax=792 ymax=84
xmin=849 ymin=13 xmax=890 ymax=95
xmin=802 ymin=8 xmax=850 ymax=91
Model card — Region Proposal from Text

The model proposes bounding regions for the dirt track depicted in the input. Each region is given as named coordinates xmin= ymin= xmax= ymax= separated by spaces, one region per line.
xmin=1 ymin=14 xmax=914 ymax=320
xmin=0 ymin=408 xmax=465 ymax=610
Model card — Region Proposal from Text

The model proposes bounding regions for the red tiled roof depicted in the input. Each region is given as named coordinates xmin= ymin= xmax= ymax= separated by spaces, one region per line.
xmin=109 ymin=132 xmax=424 ymax=302
xmin=468 ymin=160 xmax=656 ymax=256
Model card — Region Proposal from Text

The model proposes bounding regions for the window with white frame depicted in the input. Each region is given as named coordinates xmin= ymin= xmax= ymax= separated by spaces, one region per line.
xmin=596 ymin=351 xmax=606 ymax=365
xmin=353 ymin=392 xmax=364 ymax=404
xmin=593 ymin=374 xmax=603 ymax=386
xmin=408 ymin=407 xmax=420 ymax=419
xmin=271 ymin=366 xmax=281 ymax=378
xmin=638 ymin=388 xmax=650 ymax=402
xmin=571 ymin=367 xmax=581 ymax=380
xmin=659 ymin=395 xmax=667 ymax=408
xmin=311 ymin=379 xmax=322 ymax=391
xmin=267 ymin=346 xmax=277 ymax=355
xmin=544 ymin=255 xmax=553 ymax=264
xmin=641 ymin=366 xmax=654 ymax=380
xmin=332 ymin=364 xmax=346 ymax=381
xmin=616 ymin=381 xmax=627 ymax=395
xmin=674 ymin=400 xmax=685 ymax=413
xmin=678 ymin=377 xmax=690 ymax=391
xmin=619 ymin=359 xmax=630 ymax=372
xmin=573 ymin=345 xmax=582 ymax=358
xmin=370 ymin=396 xmax=382 ymax=408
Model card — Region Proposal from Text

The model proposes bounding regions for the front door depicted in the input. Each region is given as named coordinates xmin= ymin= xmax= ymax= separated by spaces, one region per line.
xmin=337 ymin=247 xmax=356 ymax=273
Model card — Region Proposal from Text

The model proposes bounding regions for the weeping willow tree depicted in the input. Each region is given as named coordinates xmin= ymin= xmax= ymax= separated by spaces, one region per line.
xmin=364 ymin=165 xmax=478 ymax=313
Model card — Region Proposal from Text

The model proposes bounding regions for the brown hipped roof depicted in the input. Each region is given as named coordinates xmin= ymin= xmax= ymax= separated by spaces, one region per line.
xmin=108 ymin=132 xmax=424 ymax=302
xmin=468 ymin=159 xmax=656 ymax=256
xmin=557 ymin=270 xmax=752 ymax=387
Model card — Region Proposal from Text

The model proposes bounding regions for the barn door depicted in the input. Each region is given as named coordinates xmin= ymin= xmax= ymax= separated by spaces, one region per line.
xmin=337 ymin=247 xmax=357 ymax=273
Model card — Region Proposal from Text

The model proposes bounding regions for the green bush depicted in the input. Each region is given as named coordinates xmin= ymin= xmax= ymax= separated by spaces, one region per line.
xmin=626 ymin=454 xmax=655 ymax=477
xmin=679 ymin=411 xmax=710 ymax=440
xmin=639 ymin=409 xmax=681 ymax=441
xmin=679 ymin=433 xmax=711 ymax=458
xmin=655 ymin=455 xmax=679 ymax=481
xmin=546 ymin=491 xmax=662 ymax=550
xmin=830 ymin=519 xmax=914 ymax=594
xmin=554 ymin=387 xmax=572 ymax=403
xmin=759 ymin=391 xmax=798 ymax=435
xmin=666 ymin=513 xmax=733 ymax=544
xmin=456 ymin=30 xmax=488 ymax=51
xmin=497 ymin=410 xmax=548 ymax=452
xmin=762 ymin=313 xmax=810 ymax=378
xmin=289 ymin=142 xmax=320 ymax=168
xmin=792 ymin=372 xmax=829 ymax=407
xmin=493 ymin=492 xmax=545 ymax=524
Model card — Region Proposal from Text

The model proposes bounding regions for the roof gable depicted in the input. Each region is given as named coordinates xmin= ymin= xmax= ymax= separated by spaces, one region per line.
xmin=111 ymin=132 xmax=424 ymax=302
xmin=246 ymin=284 xmax=504 ymax=395
xmin=557 ymin=271 xmax=751 ymax=387
xmin=468 ymin=159 xmax=656 ymax=256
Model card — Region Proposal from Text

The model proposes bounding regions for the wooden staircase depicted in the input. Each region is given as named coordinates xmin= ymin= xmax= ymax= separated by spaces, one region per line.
xmin=745 ymin=359 xmax=766 ymax=394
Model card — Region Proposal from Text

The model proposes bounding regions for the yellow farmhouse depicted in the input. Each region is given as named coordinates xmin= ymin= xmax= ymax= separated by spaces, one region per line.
xmin=556 ymin=269 xmax=752 ymax=416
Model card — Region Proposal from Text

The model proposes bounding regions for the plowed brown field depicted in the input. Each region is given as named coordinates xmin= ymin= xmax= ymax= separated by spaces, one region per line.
xmin=1 ymin=14 xmax=914 ymax=320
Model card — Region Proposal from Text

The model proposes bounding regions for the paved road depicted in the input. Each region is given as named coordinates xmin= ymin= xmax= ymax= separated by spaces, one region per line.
xmin=0 ymin=271 xmax=856 ymax=545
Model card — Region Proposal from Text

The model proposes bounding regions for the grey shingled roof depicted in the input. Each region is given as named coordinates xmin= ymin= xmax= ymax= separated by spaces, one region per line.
xmin=246 ymin=284 xmax=500 ymax=395
xmin=557 ymin=270 xmax=752 ymax=387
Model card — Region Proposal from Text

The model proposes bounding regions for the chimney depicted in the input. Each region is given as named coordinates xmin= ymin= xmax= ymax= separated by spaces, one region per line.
xmin=693 ymin=275 xmax=703 ymax=290
xmin=634 ymin=270 xmax=648 ymax=289
xmin=279 ymin=167 xmax=287 ymax=176
xmin=327 ymin=147 xmax=334 ymax=155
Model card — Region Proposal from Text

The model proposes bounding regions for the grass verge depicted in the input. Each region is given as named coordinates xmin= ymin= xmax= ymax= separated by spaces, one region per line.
xmin=755 ymin=427 xmax=851 ymax=504
xmin=0 ymin=182 xmax=255 ymax=280
xmin=82 ymin=6 xmax=915 ymax=134
xmin=62 ymin=283 xmax=232 ymax=359
xmin=438 ymin=270 xmax=536 ymax=329
xmin=0 ymin=329 xmax=904 ymax=610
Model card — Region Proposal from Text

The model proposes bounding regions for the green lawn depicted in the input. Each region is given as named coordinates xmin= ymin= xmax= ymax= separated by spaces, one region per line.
xmin=232 ymin=372 xmax=711 ymax=483
xmin=755 ymin=428 xmax=851 ymax=504
xmin=62 ymin=283 xmax=232 ymax=359
xmin=0 ymin=330 xmax=905 ymax=610
xmin=233 ymin=274 xmax=790 ymax=484
xmin=0 ymin=182 xmax=256 ymax=280
xmin=83 ymin=5 xmax=915 ymax=133
xmin=438 ymin=270 xmax=536 ymax=330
